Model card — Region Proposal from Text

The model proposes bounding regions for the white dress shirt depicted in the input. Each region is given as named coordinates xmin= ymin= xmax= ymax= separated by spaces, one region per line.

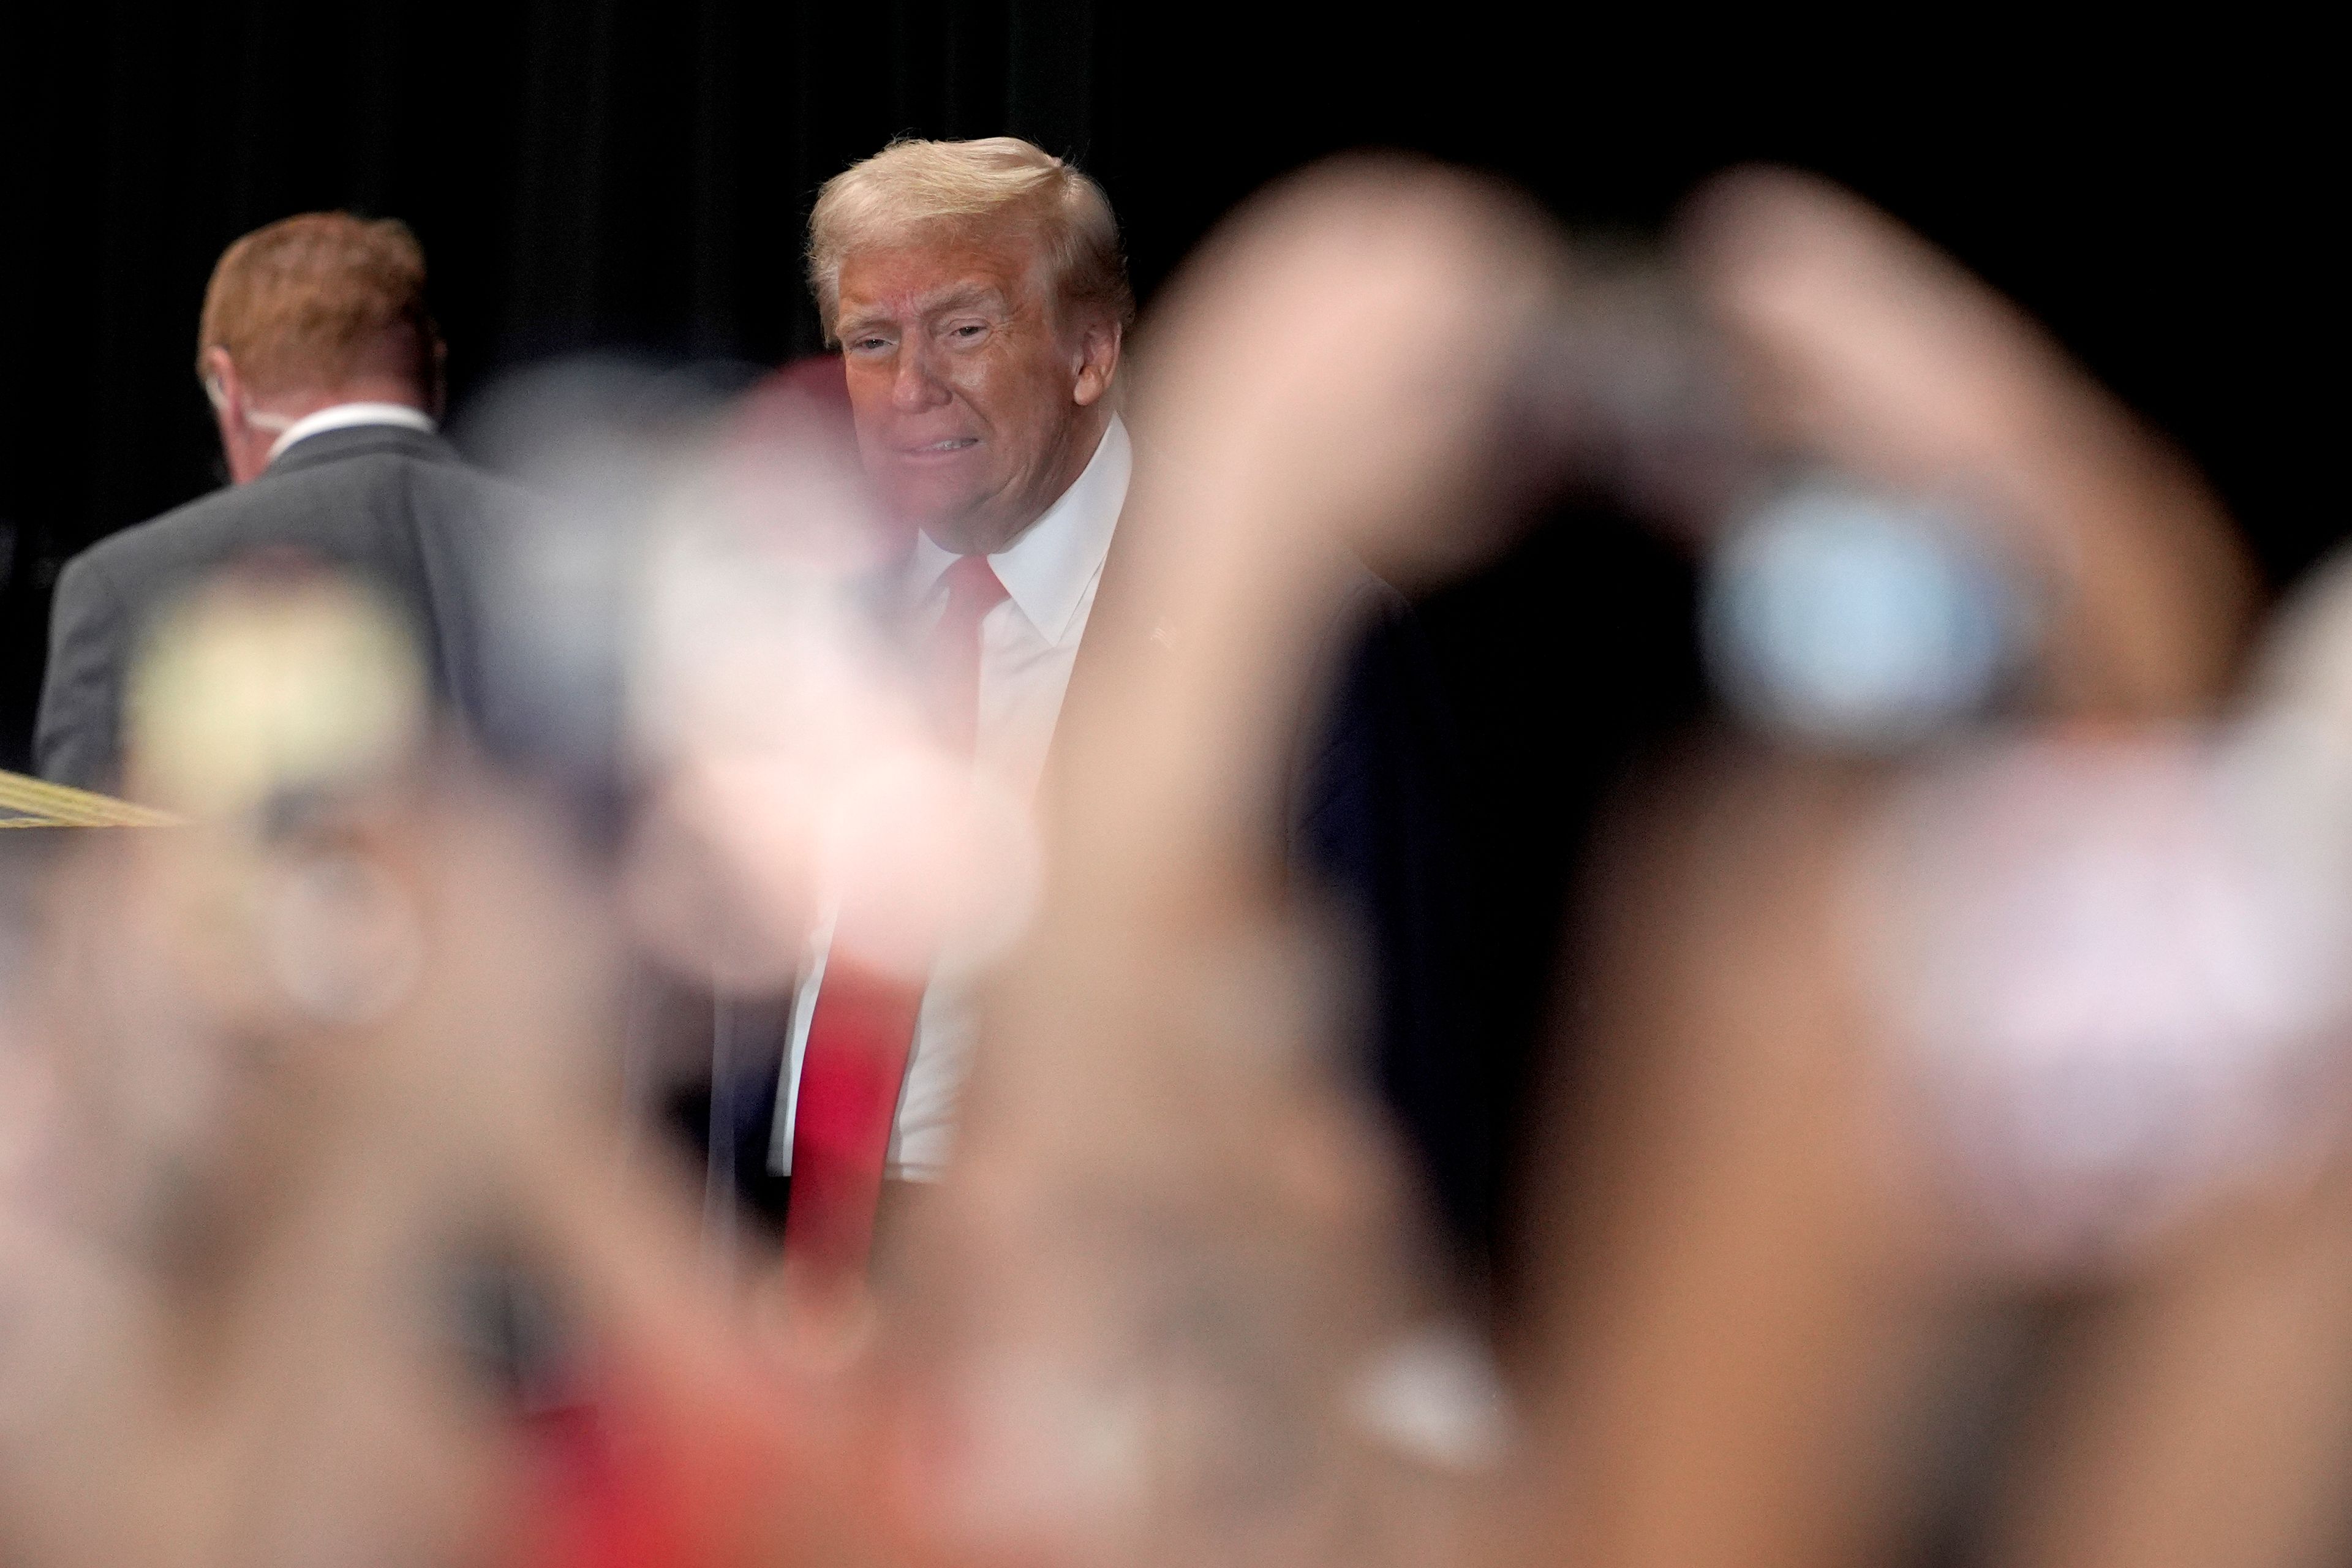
xmin=265 ymin=402 xmax=437 ymax=464
xmin=771 ymin=413 xmax=1133 ymax=1180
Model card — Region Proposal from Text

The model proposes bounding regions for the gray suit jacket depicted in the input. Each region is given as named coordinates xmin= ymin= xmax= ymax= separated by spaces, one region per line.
xmin=36 ymin=423 xmax=514 ymax=794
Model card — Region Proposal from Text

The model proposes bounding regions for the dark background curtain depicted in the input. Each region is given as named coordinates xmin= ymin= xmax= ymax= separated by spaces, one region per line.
xmin=0 ymin=12 xmax=2329 ymax=646
xmin=0 ymin=6 xmax=2331 ymax=1264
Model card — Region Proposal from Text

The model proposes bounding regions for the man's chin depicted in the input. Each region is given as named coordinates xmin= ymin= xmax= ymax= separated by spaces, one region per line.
xmin=892 ymin=497 xmax=989 ymax=554
xmin=886 ymin=485 xmax=1016 ymax=548
xmin=913 ymin=517 xmax=1000 ymax=555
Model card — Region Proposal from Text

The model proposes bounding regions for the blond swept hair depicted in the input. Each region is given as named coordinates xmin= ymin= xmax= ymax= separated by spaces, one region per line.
xmin=807 ymin=137 xmax=1133 ymax=340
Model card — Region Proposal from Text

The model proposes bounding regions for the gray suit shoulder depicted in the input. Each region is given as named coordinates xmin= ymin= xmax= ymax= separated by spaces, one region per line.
xmin=36 ymin=432 xmax=526 ymax=788
xmin=35 ymin=539 xmax=135 ymax=788
xmin=65 ymin=476 xmax=246 ymax=585
xmin=61 ymin=438 xmax=511 ymax=573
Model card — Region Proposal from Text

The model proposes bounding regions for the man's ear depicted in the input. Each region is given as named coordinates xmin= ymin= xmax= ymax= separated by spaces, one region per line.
xmin=202 ymin=348 xmax=278 ymax=484
xmin=201 ymin=346 xmax=241 ymax=416
xmin=1071 ymin=315 xmax=1123 ymax=408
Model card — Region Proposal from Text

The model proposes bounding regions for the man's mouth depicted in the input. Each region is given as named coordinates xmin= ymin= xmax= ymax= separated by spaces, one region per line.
xmin=903 ymin=437 xmax=979 ymax=456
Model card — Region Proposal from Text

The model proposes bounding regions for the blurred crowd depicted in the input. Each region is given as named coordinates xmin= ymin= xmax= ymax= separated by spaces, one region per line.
xmin=4 ymin=135 xmax=2350 ymax=1567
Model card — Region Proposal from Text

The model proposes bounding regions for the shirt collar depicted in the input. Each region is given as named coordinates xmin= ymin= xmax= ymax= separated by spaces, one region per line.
xmin=907 ymin=413 xmax=1131 ymax=646
xmin=266 ymin=402 xmax=438 ymax=464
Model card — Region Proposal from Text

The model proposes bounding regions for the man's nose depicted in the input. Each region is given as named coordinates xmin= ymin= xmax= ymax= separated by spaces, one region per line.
xmin=891 ymin=341 xmax=951 ymax=413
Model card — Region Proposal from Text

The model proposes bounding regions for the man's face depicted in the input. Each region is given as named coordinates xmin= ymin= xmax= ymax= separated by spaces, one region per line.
xmin=834 ymin=230 xmax=1108 ymax=554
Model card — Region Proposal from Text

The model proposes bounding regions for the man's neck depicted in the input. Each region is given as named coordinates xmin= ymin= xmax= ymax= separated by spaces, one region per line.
xmin=264 ymin=401 xmax=437 ymax=463
xmin=224 ymin=379 xmax=431 ymax=483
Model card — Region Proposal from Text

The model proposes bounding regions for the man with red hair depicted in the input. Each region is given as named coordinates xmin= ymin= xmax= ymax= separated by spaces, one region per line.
xmin=36 ymin=211 xmax=512 ymax=793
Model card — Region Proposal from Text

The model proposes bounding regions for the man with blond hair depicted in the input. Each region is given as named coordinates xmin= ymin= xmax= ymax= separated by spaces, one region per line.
xmin=764 ymin=137 xmax=1473 ymax=1276
xmin=37 ymin=212 xmax=511 ymax=793
xmin=810 ymin=137 xmax=1129 ymax=564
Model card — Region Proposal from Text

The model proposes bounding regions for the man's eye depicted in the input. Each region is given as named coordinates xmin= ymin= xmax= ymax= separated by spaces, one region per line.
xmin=848 ymin=336 xmax=890 ymax=353
xmin=949 ymin=323 xmax=986 ymax=340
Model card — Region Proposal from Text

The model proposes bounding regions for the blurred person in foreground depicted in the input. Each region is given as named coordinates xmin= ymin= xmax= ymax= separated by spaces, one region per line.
xmin=36 ymin=212 xmax=508 ymax=796
xmin=755 ymin=136 xmax=1475 ymax=1280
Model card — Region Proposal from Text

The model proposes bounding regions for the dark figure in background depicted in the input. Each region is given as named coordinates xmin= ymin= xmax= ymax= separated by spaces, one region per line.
xmin=36 ymin=213 xmax=509 ymax=795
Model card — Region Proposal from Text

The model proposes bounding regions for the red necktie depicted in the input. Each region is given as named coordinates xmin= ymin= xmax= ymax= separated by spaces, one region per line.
xmin=783 ymin=554 xmax=1008 ymax=1276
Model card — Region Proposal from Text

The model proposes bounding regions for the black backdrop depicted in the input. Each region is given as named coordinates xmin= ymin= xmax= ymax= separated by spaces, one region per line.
xmin=1 ymin=10 xmax=2332 ymax=760
xmin=0 ymin=6 xmax=2331 ymax=1262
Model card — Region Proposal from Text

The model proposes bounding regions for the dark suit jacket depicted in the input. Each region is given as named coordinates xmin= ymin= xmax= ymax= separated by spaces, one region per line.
xmin=36 ymin=424 xmax=514 ymax=794
xmin=1286 ymin=573 xmax=1483 ymax=1265
xmin=1042 ymin=474 xmax=1483 ymax=1262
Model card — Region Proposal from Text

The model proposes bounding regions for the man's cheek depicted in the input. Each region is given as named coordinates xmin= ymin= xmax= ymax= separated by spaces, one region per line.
xmin=845 ymin=366 xmax=894 ymax=409
xmin=941 ymin=361 xmax=994 ymax=405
